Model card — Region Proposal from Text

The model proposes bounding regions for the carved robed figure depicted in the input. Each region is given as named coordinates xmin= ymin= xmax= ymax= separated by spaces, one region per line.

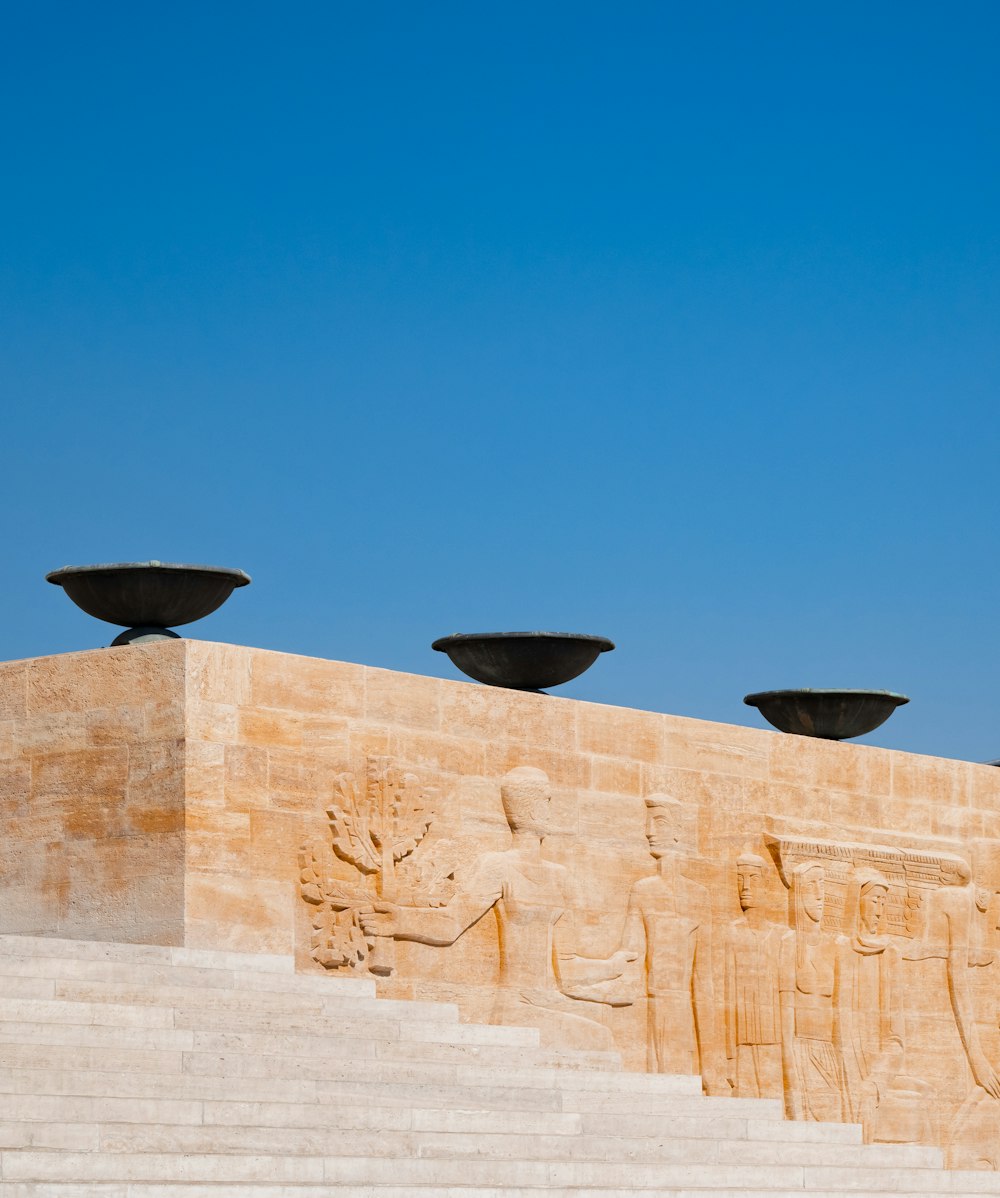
xmin=779 ymin=862 xmax=845 ymax=1122
xmin=618 ymin=794 xmax=722 ymax=1090
xmin=836 ymin=867 xmax=931 ymax=1145
xmin=724 ymin=851 xmax=782 ymax=1098
xmin=359 ymin=766 xmax=634 ymax=1051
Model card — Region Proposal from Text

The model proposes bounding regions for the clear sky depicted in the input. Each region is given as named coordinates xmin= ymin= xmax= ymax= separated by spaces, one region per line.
xmin=2 ymin=3 xmax=998 ymax=761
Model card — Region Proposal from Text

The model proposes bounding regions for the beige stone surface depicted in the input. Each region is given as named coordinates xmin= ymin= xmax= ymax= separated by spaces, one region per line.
xmin=0 ymin=932 xmax=997 ymax=1194
xmin=0 ymin=644 xmax=185 ymax=944
xmin=4 ymin=638 xmax=1000 ymax=1170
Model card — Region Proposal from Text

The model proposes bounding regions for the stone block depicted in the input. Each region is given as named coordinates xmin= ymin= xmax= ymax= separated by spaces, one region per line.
xmin=250 ymin=648 xmax=365 ymax=719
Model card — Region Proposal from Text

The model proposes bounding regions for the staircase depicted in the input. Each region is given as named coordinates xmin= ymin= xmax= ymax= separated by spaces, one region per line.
xmin=0 ymin=935 xmax=994 ymax=1196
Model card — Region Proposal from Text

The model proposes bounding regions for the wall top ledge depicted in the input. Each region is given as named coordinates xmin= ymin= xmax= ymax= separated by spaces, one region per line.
xmin=0 ymin=638 xmax=980 ymax=772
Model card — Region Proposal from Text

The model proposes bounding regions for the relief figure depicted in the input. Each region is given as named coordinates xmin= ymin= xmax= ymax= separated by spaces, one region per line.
xmin=359 ymin=766 xmax=635 ymax=1052
xmin=946 ymin=881 xmax=1000 ymax=1169
xmin=724 ymin=851 xmax=782 ymax=1098
xmin=617 ymin=794 xmax=723 ymax=1091
xmin=836 ymin=868 xmax=930 ymax=1144
xmin=903 ymin=857 xmax=1000 ymax=1100
xmin=779 ymin=862 xmax=845 ymax=1122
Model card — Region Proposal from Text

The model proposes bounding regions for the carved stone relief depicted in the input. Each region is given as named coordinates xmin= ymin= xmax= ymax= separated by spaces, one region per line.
xmin=837 ymin=868 xmax=931 ymax=1145
xmin=724 ymin=852 xmax=783 ymax=1099
xmin=779 ymin=862 xmax=845 ymax=1122
xmin=298 ymin=755 xmax=450 ymax=976
xmin=614 ymin=795 xmax=723 ymax=1090
xmin=764 ymin=832 xmax=970 ymax=940
xmin=766 ymin=831 xmax=999 ymax=1147
xmin=356 ymin=765 xmax=635 ymax=1051
xmin=294 ymin=756 xmax=1000 ymax=1166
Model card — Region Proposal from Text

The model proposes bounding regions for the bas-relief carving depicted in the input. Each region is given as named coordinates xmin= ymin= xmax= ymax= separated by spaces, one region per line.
xmin=944 ymin=881 xmax=1000 ymax=1168
xmin=837 ymin=868 xmax=931 ymax=1145
xmin=618 ymin=795 xmax=723 ymax=1090
xmin=359 ymin=766 xmax=636 ymax=1052
xmin=779 ymin=862 xmax=845 ymax=1123
xmin=767 ymin=832 xmax=1000 ymax=1151
xmin=901 ymin=856 xmax=1000 ymax=1116
xmin=295 ymin=757 xmax=1000 ymax=1166
xmin=298 ymin=756 xmax=451 ymax=976
xmin=724 ymin=852 xmax=782 ymax=1099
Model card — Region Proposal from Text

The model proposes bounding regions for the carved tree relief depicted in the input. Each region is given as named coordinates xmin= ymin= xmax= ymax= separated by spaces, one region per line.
xmin=298 ymin=756 xmax=445 ymax=976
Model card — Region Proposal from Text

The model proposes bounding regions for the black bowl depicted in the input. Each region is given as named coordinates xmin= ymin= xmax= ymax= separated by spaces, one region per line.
xmin=432 ymin=632 xmax=614 ymax=692
xmin=46 ymin=561 xmax=251 ymax=633
xmin=743 ymin=688 xmax=909 ymax=741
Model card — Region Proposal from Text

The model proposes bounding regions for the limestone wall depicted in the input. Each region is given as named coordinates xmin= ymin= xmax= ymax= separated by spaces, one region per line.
xmin=3 ymin=638 xmax=1000 ymax=1166
xmin=0 ymin=643 xmax=185 ymax=943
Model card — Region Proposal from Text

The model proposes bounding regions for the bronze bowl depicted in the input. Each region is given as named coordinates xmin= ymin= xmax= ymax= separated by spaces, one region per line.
xmin=432 ymin=631 xmax=614 ymax=693
xmin=743 ymin=688 xmax=909 ymax=741
xmin=46 ymin=561 xmax=251 ymax=646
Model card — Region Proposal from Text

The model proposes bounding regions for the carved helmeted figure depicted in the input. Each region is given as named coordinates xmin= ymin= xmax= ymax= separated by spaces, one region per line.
xmin=779 ymin=863 xmax=845 ymax=1122
xmin=620 ymin=795 xmax=722 ymax=1090
xmin=836 ymin=867 xmax=930 ymax=1144
xmin=724 ymin=851 xmax=782 ymax=1098
xmin=359 ymin=767 xmax=634 ymax=1052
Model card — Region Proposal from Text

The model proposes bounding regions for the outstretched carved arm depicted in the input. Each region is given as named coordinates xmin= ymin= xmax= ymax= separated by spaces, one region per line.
xmin=552 ymin=886 xmax=640 ymax=1004
xmin=559 ymin=894 xmax=645 ymax=1005
xmin=359 ymin=858 xmax=502 ymax=947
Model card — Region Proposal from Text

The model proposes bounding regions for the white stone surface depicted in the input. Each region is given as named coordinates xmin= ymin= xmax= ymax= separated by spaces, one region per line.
xmin=0 ymin=933 xmax=994 ymax=1196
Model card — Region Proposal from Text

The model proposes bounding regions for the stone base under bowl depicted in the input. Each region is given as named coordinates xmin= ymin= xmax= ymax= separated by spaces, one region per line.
xmin=111 ymin=626 xmax=182 ymax=647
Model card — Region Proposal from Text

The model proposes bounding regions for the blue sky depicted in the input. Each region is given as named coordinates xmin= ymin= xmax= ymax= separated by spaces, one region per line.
xmin=2 ymin=2 xmax=998 ymax=760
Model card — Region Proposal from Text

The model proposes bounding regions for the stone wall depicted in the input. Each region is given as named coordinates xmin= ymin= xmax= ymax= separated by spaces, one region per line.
xmin=4 ymin=638 xmax=1000 ymax=1166
xmin=0 ymin=643 xmax=185 ymax=943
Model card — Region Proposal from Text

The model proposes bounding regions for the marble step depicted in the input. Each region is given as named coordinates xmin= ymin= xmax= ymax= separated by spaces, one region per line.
xmin=0 ymin=1062 xmax=787 ymax=1119
xmin=0 ymin=1151 xmax=980 ymax=1190
xmin=0 ymin=1017 xmax=677 ymax=1086
xmin=1 ymin=1190 xmax=995 ymax=1198
xmin=0 ymin=1013 xmax=540 ymax=1054
xmin=0 ymin=1065 xmax=580 ymax=1111
xmin=0 ymin=1034 xmax=617 ymax=1082
xmin=0 ymin=1093 xmax=574 ymax=1135
xmin=51 ymin=979 xmax=459 ymax=1023
xmin=78 ymin=1122 xmax=943 ymax=1167
xmin=0 ymin=956 xmax=373 ymax=999
xmin=0 ymin=996 xmax=494 ymax=1048
xmin=3 ymin=1190 xmax=1000 ymax=1198
xmin=0 ymin=936 xmax=294 ymax=975
xmin=0 ymin=1081 xmax=815 ymax=1138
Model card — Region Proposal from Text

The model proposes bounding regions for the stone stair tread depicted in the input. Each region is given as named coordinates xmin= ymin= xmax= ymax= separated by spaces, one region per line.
xmin=0 ymin=1152 xmax=979 ymax=1190
xmin=0 ymin=1097 xmax=837 ymax=1139
xmin=0 ymin=1067 xmax=569 ymax=1110
xmin=0 ymin=936 xmax=294 ymax=975
xmin=0 ymin=1063 xmax=796 ymax=1116
xmin=3 ymin=1191 xmax=1000 ymax=1198
xmin=47 ymin=979 xmax=459 ymax=1022
xmin=0 ymin=1089 xmax=831 ymax=1138
xmin=0 ymin=957 xmax=374 ymax=998
xmin=78 ymin=1122 xmax=944 ymax=1167
xmin=0 ymin=1040 xmax=602 ymax=1081
xmin=0 ymin=934 xmax=986 ymax=1194
xmin=0 ymin=1016 xmax=539 ymax=1054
